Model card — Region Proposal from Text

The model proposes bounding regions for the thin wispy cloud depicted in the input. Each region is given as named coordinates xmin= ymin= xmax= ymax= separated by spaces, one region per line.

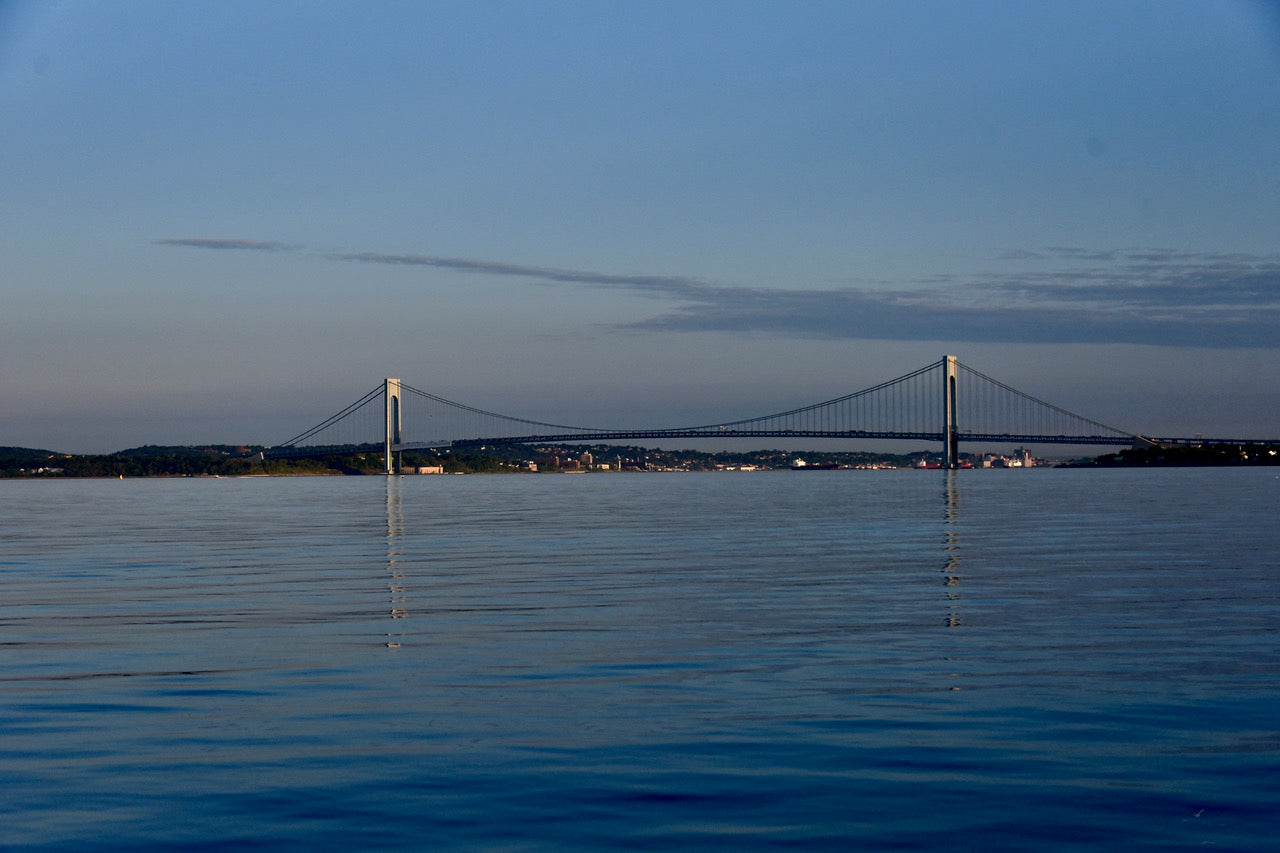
xmin=157 ymin=239 xmax=1280 ymax=349
xmin=329 ymin=251 xmax=704 ymax=297
xmin=154 ymin=238 xmax=295 ymax=252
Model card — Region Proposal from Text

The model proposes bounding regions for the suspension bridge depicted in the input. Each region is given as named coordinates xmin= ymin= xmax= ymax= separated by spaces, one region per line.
xmin=269 ymin=356 xmax=1270 ymax=472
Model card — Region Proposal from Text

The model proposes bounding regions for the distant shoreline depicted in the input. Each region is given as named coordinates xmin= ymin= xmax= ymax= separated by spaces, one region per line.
xmin=4 ymin=440 xmax=1278 ymax=479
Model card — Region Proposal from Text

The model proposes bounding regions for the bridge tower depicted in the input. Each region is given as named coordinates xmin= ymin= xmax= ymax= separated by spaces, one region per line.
xmin=384 ymin=378 xmax=402 ymax=475
xmin=943 ymin=355 xmax=959 ymax=469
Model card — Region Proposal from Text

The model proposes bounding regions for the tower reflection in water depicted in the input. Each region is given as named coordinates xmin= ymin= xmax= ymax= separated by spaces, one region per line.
xmin=386 ymin=477 xmax=406 ymax=648
xmin=943 ymin=469 xmax=962 ymax=627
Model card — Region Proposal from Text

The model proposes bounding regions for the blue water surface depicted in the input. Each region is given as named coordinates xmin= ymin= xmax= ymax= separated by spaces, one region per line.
xmin=1 ymin=469 xmax=1277 ymax=850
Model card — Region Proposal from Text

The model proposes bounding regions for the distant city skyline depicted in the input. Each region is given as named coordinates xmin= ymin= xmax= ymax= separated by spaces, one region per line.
xmin=3 ymin=1 xmax=1278 ymax=452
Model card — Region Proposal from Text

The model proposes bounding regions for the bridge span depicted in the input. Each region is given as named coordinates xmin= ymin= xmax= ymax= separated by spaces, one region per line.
xmin=270 ymin=356 xmax=1271 ymax=472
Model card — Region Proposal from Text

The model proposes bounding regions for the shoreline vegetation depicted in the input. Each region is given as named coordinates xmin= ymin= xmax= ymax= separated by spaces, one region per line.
xmin=2 ymin=441 xmax=1278 ymax=478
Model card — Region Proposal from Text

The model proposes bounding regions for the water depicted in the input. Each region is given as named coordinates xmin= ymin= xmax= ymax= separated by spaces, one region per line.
xmin=1 ymin=469 xmax=1277 ymax=850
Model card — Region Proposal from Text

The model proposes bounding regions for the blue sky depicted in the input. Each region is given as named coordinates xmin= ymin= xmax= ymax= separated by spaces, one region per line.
xmin=2 ymin=1 xmax=1279 ymax=452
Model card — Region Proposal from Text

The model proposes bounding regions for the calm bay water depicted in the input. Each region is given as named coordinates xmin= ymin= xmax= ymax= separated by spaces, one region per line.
xmin=1 ymin=469 xmax=1277 ymax=850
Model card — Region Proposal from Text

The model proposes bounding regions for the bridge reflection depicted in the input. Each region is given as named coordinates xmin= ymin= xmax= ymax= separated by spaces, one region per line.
xmin=385 ymin=477 xmax=406 ymax=648
xmin=943 ymin=470 xmax=962 ymax=628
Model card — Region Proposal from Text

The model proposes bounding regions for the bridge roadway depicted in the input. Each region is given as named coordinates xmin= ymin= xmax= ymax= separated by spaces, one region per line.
xmin=265 ymin=430 xmax=1268 ymax=460
xmin=397 ymin=429 xmax=1146 ymax=451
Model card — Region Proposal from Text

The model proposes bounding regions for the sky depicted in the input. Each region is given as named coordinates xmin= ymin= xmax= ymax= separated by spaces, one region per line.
xmin=2 ymin=0 xmax=1279 ymax=453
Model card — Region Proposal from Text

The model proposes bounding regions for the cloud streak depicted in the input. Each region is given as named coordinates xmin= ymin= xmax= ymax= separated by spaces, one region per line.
xmin=154 ymin=238 xmax=295 ymax=252
xmin=157 ymin=239 xmax=1280 ymax=349
xmin=329 ymin=251 xmax=704 ymax=297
